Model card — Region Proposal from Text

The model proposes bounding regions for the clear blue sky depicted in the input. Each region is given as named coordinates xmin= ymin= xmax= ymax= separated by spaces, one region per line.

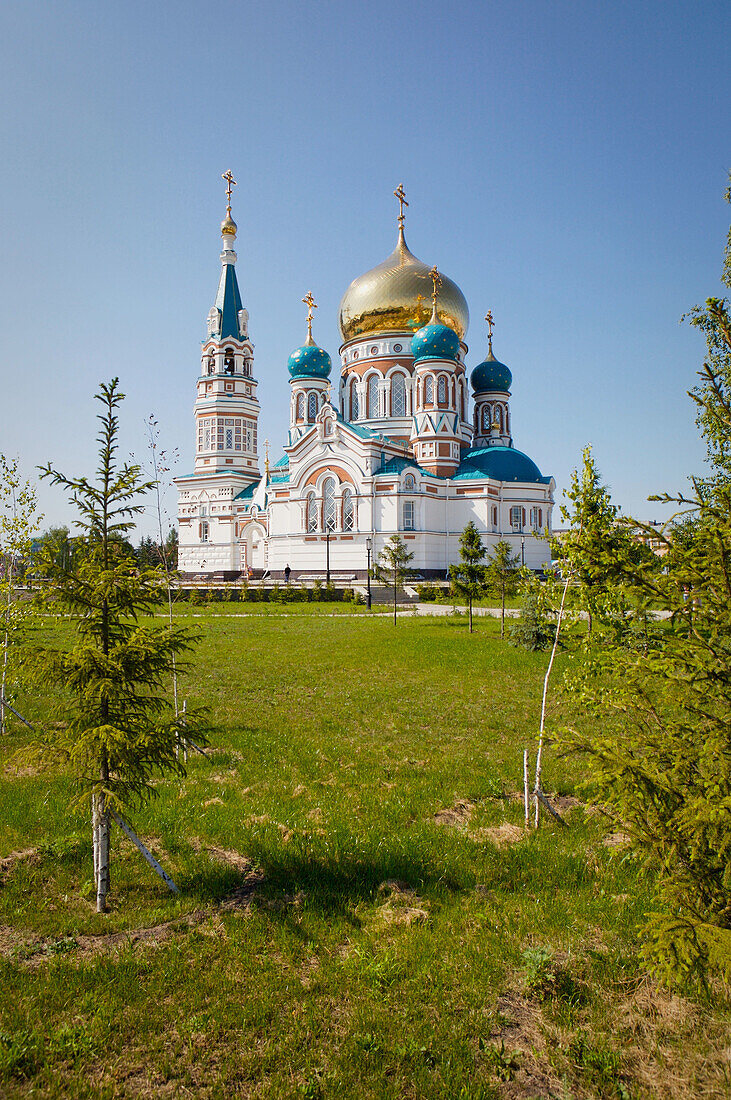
xmin=1 ymin=0 xmax=729 ymax=536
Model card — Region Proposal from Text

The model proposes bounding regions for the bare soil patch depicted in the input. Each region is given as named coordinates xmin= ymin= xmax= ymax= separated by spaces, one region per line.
xmin=433 ymin=799 xmax=475 ymax=826
xmin=473 ymin=823 xmax=526 ymax=848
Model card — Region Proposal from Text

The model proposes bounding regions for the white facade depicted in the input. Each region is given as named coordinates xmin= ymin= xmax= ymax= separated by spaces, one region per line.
xmin=175 ymin=199 xmax=555 ymax=580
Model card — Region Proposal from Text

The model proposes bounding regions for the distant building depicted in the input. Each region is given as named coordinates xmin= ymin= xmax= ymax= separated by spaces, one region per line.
xmin=175 ymin=183 xmax=554 ymax=579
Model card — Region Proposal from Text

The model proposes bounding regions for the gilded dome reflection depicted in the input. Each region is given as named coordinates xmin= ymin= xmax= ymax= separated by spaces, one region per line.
xmin=338 ymin=229 xmax=469 ymax=343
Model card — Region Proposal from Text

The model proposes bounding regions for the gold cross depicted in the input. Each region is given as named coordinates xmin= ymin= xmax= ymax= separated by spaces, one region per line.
xmin=302 ymin=291 xmax=317 ymax=340
xmin=222 ymin=170 xmax=237 ymax=213
xmin=428 ymin=266 xmax=442 ymax=314
xmin=393 ymin=183 xmax=408 ymax=229
xmin=264 ymin=438 xmax=270 ymax=477
xmin=485 ymin=310 xmax=495 ymax=351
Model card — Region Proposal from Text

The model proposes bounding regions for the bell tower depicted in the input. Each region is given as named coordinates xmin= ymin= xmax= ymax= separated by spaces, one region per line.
xmin=175 ymin=174 xmax=261 ymax=576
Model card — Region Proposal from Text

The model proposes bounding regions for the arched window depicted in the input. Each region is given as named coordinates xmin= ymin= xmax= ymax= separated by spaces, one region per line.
xmin=350 ymin=381 xmax=359 ymax=421
xmin=308 ymin=391 xmax=318 ymax=421
xmin=437 ymin=376 xmax=447 ymax=406
xmin=391 ymin=373 xmax=406 ymax=417
xmin=482 ymin=405 xmax=491 ymax=431
xmin=306 ymin=492 xmax=318 ymax=532
xmin=296 ymin=393 xmax=305 ymax=420
xmin=425 ymin=376 xmax=434 ymax=404
xmin=367 ymin=375 xmax=379 ymax=418
xmin=323 ymin=477 xmax=337 ymax=531
xmin=342 ymin=486 xmax=354 ymax=532
xmin=224 ymin=348 xmax=235 ymax=374
xmin=497 ymin=405 xmax=504 ymax=431
xmin=207 ymin=356 xmax=215 ymax=375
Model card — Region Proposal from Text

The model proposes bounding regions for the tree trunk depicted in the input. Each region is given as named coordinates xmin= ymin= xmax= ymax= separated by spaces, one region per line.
xmin=95 ymin=791 xmax=110 ymax=912
xmin=1 ymin=555 xmax=15 ymax=736
xmin=393 ymin=580 xmax=397 ymax=625
xmin=501 ymin=583 xmax=506 ymax=639
xmin=469 ymin=596 xmax=473 ymax=633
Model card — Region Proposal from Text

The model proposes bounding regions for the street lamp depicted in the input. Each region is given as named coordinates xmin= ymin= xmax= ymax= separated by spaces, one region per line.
xmin=366 ymin=537 xmax=373 ymax=610
xmin=521 ymin=536 xmax=525 ymax=566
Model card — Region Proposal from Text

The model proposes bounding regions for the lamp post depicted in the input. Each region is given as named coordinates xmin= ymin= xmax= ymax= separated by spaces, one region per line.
xmin=521 ymin=536 xmax=525 ymax=567
xmin=325 ymin=526 xmax=331 ymax=587
xmin=366 ymin=537 xmax=372 ymax=610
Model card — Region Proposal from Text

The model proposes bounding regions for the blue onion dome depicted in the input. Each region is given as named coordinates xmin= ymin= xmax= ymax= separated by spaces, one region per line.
xmin=411 ymin=320 xmax=460 ymax=363
xmin=288 ymin=340 xmax=332 ymax=379
xmin=471 ymin=349 xmax=512 ymax=393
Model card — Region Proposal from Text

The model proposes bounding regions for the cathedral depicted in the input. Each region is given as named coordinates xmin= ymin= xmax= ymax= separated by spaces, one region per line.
xmin=175 ymin=179 xmax=554 ymax=580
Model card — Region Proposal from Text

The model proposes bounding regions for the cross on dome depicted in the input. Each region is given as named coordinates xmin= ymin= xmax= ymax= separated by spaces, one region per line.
xmin=485 ymin=310 xmax=495 ymax=352
xmin=428 ymin=265 xmax=442 ymax=321
xmin=302 ymin=291 xmax=318 ymax=345
xmin=222 ymin=170 xmax=237 ymax=215
xmin=393 ymin=183 xmax=408 ymax=229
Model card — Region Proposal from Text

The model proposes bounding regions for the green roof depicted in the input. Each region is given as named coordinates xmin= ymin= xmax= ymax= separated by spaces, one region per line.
xmin=454 ymin=446 xmax=550 ymax=484
xmin=214 ymin=261 xmax=243 ymax=340
xmin=233 ymin=483 xmax=257 ymax=501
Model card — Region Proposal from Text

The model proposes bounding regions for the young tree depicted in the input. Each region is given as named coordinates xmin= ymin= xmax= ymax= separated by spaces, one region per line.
xmin=35 ymin=379 xmax=203 ymax=912
xmin=449 ymin=521 xmax=487 ymax=633
xmin=373 ymin=535 xmax=414 ymax=624
xmin=559 ymin=177 xmax=731 ymax=986
xmin=0 ymin=456 xmax=41 ymax=733
xmin=484 ymin=539 xmax=521 ymax=638
xmin=556 ymin=447 xmax=624 ymax=637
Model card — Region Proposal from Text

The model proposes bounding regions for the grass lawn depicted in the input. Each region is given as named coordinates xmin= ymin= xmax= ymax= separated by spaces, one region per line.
xmin=0 ymin=610 xmax=728 ymax=1098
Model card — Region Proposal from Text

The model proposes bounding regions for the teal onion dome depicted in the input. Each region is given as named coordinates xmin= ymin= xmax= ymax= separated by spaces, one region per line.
xmin=287 ymin=342 xmax=332 ymax=380
xmin=455 ymin=446 xmax=549 ymax=484
xmin=411 ymin=321 xmax=460 ymax=363
xmin=471 ymin=351 xmax=512 ymax=393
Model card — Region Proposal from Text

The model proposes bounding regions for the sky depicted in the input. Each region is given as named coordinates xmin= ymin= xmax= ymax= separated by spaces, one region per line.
xmin=1 ymin=0 xmax=729 ymax=537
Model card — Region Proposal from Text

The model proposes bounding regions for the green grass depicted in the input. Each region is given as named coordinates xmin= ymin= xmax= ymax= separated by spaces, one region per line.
xmin=0 ymin=613 xmax=728 ymax=1098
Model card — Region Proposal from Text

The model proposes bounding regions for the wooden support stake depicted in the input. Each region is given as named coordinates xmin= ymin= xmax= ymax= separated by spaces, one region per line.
xmin=533 ymin=788 xmax=567 ymax=827
xmin=110 ymin=809 xmax=180 ymax=894
xmin=0 ymin=695 xmax=33 ymax=729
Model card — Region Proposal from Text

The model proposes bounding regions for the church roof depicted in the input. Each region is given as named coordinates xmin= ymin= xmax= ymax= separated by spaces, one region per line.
xmin=233 ymin=482 xmax=258 ymax=500
xmin=375 ymin=455 xmax=428 ymax=476
xmin=454 ymin=446 xmax=550 ymax=484
xmin=215 ymin=260 xmax=244 ymax=340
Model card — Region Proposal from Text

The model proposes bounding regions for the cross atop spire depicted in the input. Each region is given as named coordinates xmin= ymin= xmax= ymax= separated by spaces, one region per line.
xmin=485 ymin=310 xmax=495 ymax=353
xmin=222 ymin=170 xmax=236 ymax=215
xmin=428 ymin=265 xmax=442 ymax=321
xmin=393 ymin=183 xmax=408 ymax=230
xmin=302 ymin=291 xmax=318 ymax=345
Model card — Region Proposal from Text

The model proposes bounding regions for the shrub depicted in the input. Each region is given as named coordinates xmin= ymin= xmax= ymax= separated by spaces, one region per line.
xmin=510 ymin=593 xmax=556 ymax=651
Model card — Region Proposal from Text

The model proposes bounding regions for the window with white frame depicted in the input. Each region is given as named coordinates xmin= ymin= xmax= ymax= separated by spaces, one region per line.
xmin=403 ymin=501 xmax=415 ymax=530
xmin=510 ymin=505 xmax=523 ymax=531
xmin=425 ymin=375 xmax=434 ymax=404
xmin=296 ymin=393 xmax=305 ymax=420
xmin=391 ymin=373 xmax=406 ymax=417
xmin=200 ymin=521 xmax=209 ymax=542
xmin=530 ymin=507 xmax=542 ymax=530
xmin=492 ymin=505 xmax=499 ymax=530
xmin=350 ymin=381 xmax=359 ymax=421
xmin=308 ymin=391 xmax=318 ymax=421
xmin=367 ymin=375 xmax=379 ymax=417
xmin=306 ymin=493 xmax=318 ymax=532
xmin=437 ymin=376 xmax=447 ymax=405
xmin=323 ymin=477 xmax=337 ymax=531
xmin=342 ymin=486 xmax=354 ymax=531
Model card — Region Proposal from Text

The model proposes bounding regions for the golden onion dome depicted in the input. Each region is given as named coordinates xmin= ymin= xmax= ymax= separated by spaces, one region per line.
xmin=221 ymin=213 xmax=237 ymax=236
xmin=338 ymin=227 xmax=469 ymax=343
